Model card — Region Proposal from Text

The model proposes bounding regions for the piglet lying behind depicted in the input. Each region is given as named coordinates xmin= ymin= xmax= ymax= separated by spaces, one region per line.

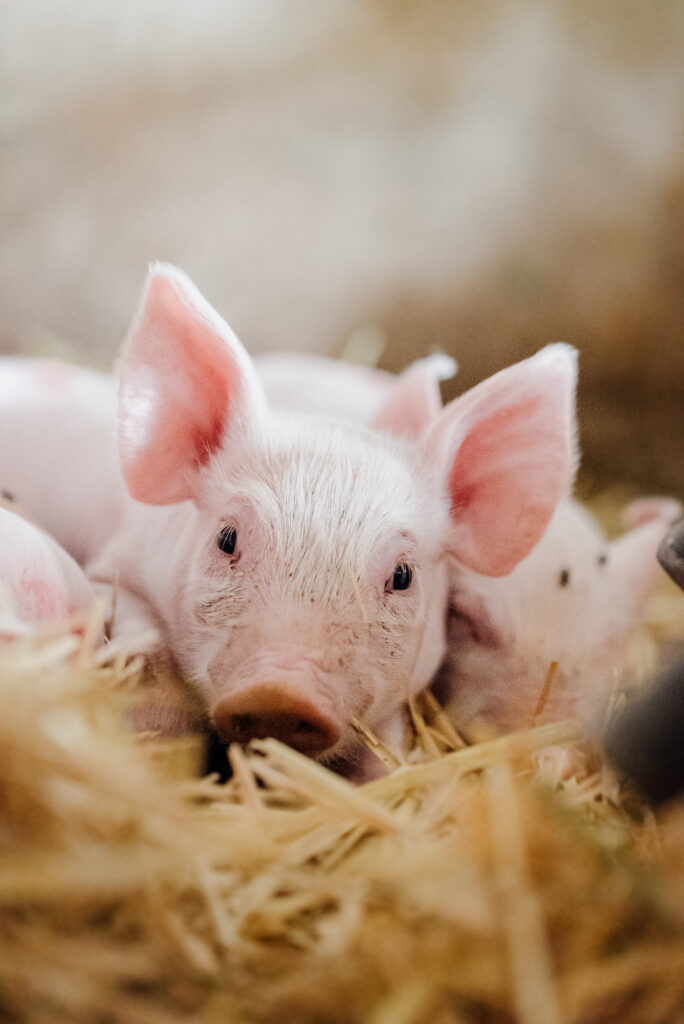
xmin=0 ymin=266 xmax=576 ymax=774
xmin=0 ymin=503 xmax=97 ymax=639
xmin=255 ymin=350 xmax=456 ymax=437
xmin=438 ymin=496 xmax=681 ymax=735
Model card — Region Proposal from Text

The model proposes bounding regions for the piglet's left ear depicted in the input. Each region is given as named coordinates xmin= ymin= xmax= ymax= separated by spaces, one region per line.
xmin=426 ymin=344 xmax=578 ymax=577
xmin=371 ymin=353 xmax=456 ymax=438
xmin=118 ymin=264 xmax=265 ymax=505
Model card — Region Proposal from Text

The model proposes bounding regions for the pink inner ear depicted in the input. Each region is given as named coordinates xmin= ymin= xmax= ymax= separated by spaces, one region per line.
xmin=448 ymin=395 xmax=570 ymax=576
xmin=436 ymin=344 xmax=577 ymax=577
xmin=122 ymin=374 xmax=228 ymax=505
xmin=119 ymin=267 xmax=258 ymax=505
xmin=621 ymin=496 xmax=682 ymax=529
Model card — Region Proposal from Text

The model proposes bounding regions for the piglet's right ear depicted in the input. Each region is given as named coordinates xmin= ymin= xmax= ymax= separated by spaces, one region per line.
xmin=426 ymin=344 xmax=578 ymax=577
xmin=118 ymin=264 xmax=265 ymax=505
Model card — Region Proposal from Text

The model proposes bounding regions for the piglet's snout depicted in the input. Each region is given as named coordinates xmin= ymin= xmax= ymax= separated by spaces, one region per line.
xmin=212 ymin=684 xmax=340 ymax=755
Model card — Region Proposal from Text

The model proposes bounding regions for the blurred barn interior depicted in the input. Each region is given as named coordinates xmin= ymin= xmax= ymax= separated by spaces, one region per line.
xmin=1 ymin=0 xmax=683 ymax=494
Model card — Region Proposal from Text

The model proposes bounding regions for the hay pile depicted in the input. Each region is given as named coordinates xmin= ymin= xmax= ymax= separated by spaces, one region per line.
xmin=2 ymin=615 xmax=684 ymax=1024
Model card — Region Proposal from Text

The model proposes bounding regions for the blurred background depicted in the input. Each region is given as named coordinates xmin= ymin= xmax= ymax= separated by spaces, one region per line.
xmin=1 ymin=0 xmax=683 ymax=493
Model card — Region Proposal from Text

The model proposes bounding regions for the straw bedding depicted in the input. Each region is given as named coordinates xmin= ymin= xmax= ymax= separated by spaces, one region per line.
xmin=1 ymin=607 xmax=684 ymax=1024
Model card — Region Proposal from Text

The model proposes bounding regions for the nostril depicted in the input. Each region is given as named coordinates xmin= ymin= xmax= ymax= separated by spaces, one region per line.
xmin=232 ymin=713 xmax=256 ymax=736
xmin=287 ymin=714 xmax=340 ymax=753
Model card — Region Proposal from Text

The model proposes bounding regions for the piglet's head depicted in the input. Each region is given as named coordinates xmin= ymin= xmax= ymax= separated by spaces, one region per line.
xmin=117 ymin=264 xmax=577 ymax=768
xmin=439 ymin=496 xmax=682 ymax=734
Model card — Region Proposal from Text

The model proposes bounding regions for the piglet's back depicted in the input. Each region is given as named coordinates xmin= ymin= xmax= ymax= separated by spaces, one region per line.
xmin=0 ymin=358 xmax=122 ymax=565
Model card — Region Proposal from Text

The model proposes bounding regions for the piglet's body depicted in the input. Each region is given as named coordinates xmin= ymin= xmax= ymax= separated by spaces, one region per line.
xmin=0 ymin=360 xmax=120 ymax=567
xmin=0 ymin=504 xmax=97 ymax=638
xmin=0 ymin=266 xmax=576 ymax=771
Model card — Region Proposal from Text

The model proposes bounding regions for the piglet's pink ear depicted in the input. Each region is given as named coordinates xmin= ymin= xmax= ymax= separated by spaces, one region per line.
xmin=426 ymin=344 xmax=578 ymax=577
xmin=371 ymin=353 xmax=456 ymax=438
xmin=118 ymin=264 xmax=264 ymax=505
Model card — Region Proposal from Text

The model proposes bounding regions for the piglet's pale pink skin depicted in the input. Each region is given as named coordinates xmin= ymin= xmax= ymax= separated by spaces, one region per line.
xmin=0 ymin=505 xmax=97 ymax=638
xmin=0 ymin=266 xmax=576 ymax=773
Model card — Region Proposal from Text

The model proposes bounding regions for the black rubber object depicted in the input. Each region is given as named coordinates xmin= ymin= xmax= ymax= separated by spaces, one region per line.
xmin=604 ymin=656 xmax=684 ymax=805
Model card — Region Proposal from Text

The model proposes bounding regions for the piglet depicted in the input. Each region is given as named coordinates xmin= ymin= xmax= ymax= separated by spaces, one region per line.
xmin=0 ymin=502 xmax=97 ymax=639
xmin=0 ymin=266 xmax=576 ymax=773
xmin=436 ymin=496 xmax=681 ymax=734
xmin=255 ymin=351 xmax=456 ymax=436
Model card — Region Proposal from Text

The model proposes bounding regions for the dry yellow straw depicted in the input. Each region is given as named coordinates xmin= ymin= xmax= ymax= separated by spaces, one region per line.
xmin=250 ymin=738 xmax=403 ymax=833
xmin=364 ymin=719 xmax=582 ymax=800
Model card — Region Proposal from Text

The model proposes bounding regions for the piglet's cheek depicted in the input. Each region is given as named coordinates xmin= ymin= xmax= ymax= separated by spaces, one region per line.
xmin=447 ymin=594 xmax=510 ymax=650
xmin=12 ymin=576 xmax=75 ymax=622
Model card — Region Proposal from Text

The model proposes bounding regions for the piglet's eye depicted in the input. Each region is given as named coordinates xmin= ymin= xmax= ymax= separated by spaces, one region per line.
xmin=389 ymin=563 xmax=413 ymax=592
xmin=217 ymin=526 xmax=237 ymax=555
